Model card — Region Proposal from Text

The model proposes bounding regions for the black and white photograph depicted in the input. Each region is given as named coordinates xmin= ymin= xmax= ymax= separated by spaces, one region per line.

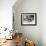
xmin=21 ymin=13 xmax=37 ymax=25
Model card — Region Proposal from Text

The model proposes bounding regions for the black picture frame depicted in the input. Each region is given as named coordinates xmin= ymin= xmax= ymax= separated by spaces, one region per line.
xmin=21 ymin=13 xmax=37 ymax=26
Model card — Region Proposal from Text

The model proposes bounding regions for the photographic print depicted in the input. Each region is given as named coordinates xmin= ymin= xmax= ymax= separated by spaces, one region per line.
xmin=21 ymin=13 xmax=37 ymax=25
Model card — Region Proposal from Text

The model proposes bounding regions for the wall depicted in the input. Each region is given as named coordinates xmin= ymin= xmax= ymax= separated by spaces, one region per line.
xmin=13 ymin=0 xmax=42 ymax=46
xmin=0 ymin=0 xmax=17 ymax=30
xmin=40 ymin=0 xmax=46 ymax=46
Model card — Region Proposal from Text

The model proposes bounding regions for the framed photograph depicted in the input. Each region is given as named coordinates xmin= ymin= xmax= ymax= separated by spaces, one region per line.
xmin=21 ymin=13 xmax=37 ymax=25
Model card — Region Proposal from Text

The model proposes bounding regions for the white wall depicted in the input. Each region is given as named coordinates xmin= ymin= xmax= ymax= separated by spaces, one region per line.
xmin=0 ymin=0 xmax=17 ymax=30
xmin=13 ymin=0 xmax=41 ymax=46
xmin=41 ymin=0 xmax=46 ymax=46
xmin=13 ymin=0 xmax=46 ymax=46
